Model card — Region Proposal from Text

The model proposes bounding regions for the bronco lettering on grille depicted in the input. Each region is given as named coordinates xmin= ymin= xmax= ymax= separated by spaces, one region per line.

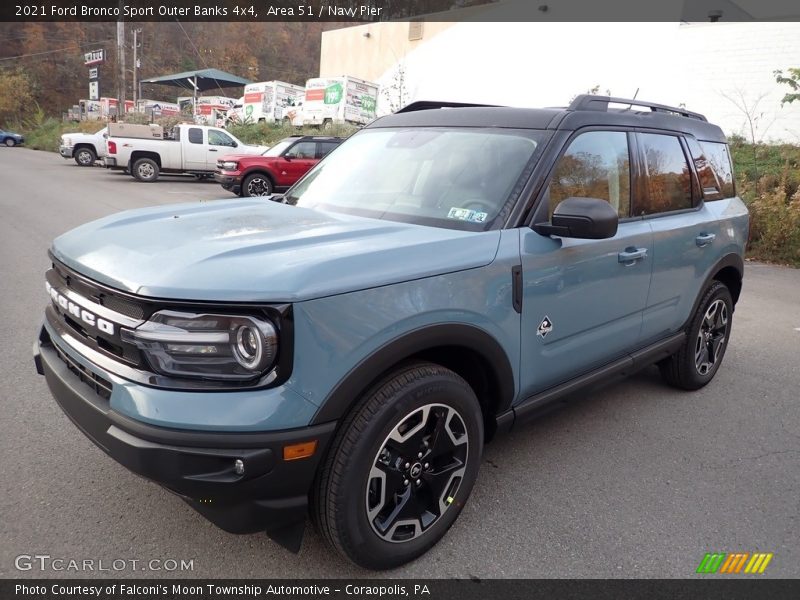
xmin=46 ymin=281 xmax=115 ymax=335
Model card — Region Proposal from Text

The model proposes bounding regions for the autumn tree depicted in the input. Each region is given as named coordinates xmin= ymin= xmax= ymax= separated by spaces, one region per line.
xmin=0 ymin=69 xmax=35 ymax=124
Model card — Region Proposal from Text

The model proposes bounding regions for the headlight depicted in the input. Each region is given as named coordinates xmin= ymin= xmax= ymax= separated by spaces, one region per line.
xmin=121 ymin=310 xmax=278 ymax=381
xmin=64 ymin=137 xmax=72 ymax=145
xmin=220 ymin=161 xmax=238 ymax=171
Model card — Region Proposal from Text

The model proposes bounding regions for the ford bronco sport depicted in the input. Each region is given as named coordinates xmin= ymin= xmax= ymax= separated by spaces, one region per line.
xmin=34 ymin=96 xmax=748 ymax=569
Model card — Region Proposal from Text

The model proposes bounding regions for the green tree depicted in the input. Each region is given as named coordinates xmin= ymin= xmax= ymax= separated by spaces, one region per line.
xmin=0 ymin=69 xmax=35 ymax=124
xmin=774 ymin=68 xmax=800 ymax=105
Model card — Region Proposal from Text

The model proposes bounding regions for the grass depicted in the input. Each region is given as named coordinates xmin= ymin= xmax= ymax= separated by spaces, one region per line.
xmin=730 ymin=136 xmax=800 ymax=266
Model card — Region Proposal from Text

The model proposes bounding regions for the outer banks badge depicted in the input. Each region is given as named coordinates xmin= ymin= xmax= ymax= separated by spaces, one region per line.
xmin=537 ymin=316 xmax=553 ymax=338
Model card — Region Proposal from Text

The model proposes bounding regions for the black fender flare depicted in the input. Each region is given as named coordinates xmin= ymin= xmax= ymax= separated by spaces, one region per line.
xmin=683 ymin=252 xmax=744 ymax=330
xmin=310 ymin=323 xmax=516 ymax=425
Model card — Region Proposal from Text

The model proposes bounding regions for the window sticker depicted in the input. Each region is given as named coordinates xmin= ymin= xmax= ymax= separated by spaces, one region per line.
xmin=447 ymin=207 xmax=488 ymax=223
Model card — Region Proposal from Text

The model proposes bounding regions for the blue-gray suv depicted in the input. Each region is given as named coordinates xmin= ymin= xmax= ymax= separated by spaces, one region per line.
xmin=34 ymin=96 xmax=748 ymax=569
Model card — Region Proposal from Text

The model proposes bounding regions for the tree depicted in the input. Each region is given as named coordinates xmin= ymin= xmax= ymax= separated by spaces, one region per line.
xmin=774 ymin=68 xmax=800 ymax=105
xmin=381 ymin=62 xmax=409 ymax=113
xmin=0 ymin=69 xmax=35 ymax=124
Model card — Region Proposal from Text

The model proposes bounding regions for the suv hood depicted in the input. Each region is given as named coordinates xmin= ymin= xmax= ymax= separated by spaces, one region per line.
xmin=51 ymin=199 xmax=501 ymax=302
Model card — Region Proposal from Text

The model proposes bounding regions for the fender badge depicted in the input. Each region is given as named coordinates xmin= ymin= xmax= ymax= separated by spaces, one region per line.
xmin=537 ymin=316 xmax=553 ymax=338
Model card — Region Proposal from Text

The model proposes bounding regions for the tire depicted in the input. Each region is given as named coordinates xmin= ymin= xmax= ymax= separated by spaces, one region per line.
xmin=74 ymin=147 xmax=97 ymax=167
xmin=132 ymin=158 xmax=159 ymax=182
xmin=242 ymin=173 xmax=273 ymax=197
xmin=322 ymin=119 xmax=333 ymax=132
xmin=312 ymin=362 xmax=483 ymax=570
xmin=4 ymin=138 xmax=15 ymax=147
xmin=659 ymin=280 xmax=733 ymax=390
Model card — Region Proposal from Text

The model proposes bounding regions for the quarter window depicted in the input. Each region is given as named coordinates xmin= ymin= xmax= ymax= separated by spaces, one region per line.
xmin=547 ymin=131 xmax=631 ymax=218
xmin=699 ymin=141 xmax=735 ymax=199
xmin=318 ymin=142 xmax=338 ymax=158
xmin=635 ymin=133 xmax=692 ymax=215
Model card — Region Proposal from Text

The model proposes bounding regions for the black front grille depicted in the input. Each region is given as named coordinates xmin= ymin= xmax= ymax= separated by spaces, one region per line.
xmin=51 ymin=262 xmax=146 ymax=320
xmin=98 ymin=293 xmax=145 ymax=320
xmin=54 ymin=343 xmax=113 ymax=400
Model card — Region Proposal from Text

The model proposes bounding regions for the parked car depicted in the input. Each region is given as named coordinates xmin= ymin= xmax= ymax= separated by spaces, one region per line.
xmin=59 ymin=127 xmax=107 ymax=166
xmin=34 ymin=96 xmax=748 ymax=569
xmin=0 ymin=128 xmax=24 ymax=147
xmin=215 ymin=136 xmax=343 ymax=197
xmin=105 ymin=124 xmax=265 ymax=182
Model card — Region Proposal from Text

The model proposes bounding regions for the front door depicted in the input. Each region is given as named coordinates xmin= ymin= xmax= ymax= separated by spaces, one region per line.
xmin=518 ymin=129 xmax=653 ymax=399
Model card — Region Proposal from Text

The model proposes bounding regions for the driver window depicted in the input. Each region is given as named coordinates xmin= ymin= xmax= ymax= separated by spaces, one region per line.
xmin=547 ymin=131 xmax=631 ymax=218
xmin=285 ymin=141 xmax=316 ymax=159
xmin=208 ymin=130 xmax=235 ymax=147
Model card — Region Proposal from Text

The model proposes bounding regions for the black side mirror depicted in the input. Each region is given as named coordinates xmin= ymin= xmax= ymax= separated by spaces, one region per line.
xmin=534 ymin=197 xmax=619 ymax=239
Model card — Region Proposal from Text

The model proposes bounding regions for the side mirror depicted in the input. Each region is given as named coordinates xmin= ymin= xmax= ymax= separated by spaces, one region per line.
xmin=283 ymin=154 xmax=293 ymax=161
xmin=534 ymin=197 xmax=618 ymax=239
xmin=231 ymin=141 xmax=238 ymax=148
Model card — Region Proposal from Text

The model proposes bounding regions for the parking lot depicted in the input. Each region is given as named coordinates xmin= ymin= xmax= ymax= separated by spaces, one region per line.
xmin=0 ymin=147 xmax=798 ymax=578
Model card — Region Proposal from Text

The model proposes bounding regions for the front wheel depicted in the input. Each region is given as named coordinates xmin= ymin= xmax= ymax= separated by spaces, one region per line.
xmin=74 ymin=147 xmax=97 ymax=166
xmin=242 ymin=173 xmax=273 ymax=197
xmin=659 ymin=280 xmax=733 ymax=390
xmin=312 ymin=362 xmax=483 ymax=570
xmin=132 ymin=158 xmax=159 ymax=182
xmin=4 ymin=138 xmax=15 ymax=147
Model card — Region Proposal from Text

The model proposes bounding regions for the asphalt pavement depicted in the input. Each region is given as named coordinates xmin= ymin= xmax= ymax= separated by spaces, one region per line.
xmin=0 ymin=148 xmax=798 ymax=578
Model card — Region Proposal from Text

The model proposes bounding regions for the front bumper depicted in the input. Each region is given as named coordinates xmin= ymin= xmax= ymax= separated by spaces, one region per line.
xmin=59 ymin=145 xmax=74 ymax=158
xmin=213 ymin=171 xmax=242 ymax=195
xmin=34 ymin=327 xmax=336 ymax=548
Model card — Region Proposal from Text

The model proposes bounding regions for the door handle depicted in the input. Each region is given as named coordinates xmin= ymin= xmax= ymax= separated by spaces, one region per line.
xmin=208 ymin=148 xmax=218 ymax=152
xmin=618 ymin=247 xmax=648 ymax=265
xmin=696 ymin=233 xmax=716 ymax=247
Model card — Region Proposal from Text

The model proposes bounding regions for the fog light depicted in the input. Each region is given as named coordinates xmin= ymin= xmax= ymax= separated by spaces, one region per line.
xmin=234 ymin=459 xmax=245 ymax=475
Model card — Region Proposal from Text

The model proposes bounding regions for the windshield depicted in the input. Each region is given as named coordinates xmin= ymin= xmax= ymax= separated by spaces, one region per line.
xmin=262 ymin=139 xmax=294 ymax=157
xmin=285 ymin=127 xmax=548 ymax=230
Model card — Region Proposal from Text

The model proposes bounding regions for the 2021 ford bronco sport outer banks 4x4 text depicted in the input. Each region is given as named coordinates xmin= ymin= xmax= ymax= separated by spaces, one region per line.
xmin=34 ymin=96 xmax=748 ymax=569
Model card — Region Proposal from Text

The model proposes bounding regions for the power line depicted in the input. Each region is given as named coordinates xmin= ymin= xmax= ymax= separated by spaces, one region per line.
xmin=0 ymin=39 xmax=114 ymax=62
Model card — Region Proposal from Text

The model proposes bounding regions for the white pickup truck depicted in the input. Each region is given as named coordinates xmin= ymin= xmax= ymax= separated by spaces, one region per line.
xmin=59 ymin=127 xmax=108 ymax=166
xmin=105 ymin=124 xmax=265 ymax=182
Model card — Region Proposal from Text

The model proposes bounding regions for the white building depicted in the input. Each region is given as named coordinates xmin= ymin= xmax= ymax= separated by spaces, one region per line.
xmin=322 ymin=6 xmax=800 ymax=141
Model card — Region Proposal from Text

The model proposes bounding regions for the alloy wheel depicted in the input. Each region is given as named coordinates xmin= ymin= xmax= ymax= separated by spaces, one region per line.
xmin=365 ymin=403 xmax=468 ymax=543
xmin=695 ymin=299 xmax=728 ymax=376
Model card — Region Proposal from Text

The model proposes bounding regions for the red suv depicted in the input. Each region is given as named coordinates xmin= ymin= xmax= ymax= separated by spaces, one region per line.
xmin=214 ymin=135 xmax=342 ymax=197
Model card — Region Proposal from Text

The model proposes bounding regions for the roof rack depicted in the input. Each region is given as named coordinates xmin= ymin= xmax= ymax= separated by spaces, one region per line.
xmin=568 ymin=95 xmax=707 ymax=122
xmin=396 ymin=100 xmax=503 ymax=113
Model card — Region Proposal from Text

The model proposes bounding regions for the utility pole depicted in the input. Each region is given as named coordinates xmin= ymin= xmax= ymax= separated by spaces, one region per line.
xmin=133 ymin=28 xmax=142 ymax=106
xmin=117 ymin=18 xmax=126 ymax=118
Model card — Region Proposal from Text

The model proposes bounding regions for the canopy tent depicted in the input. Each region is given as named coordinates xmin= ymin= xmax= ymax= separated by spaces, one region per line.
xmin=139 ymin=68 xmax=252 ymax=112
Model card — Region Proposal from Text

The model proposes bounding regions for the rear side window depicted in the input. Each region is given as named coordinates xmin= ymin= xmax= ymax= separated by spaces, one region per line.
xmin=698 ymin=141 xmax=735 ymax=199
xmin=188 ymin=128 xmax=204 ymax=144
xmin=634 ymin=133 xmax=692 ymax=215
xmin=547 ymin=130 xmax=631 ymax=218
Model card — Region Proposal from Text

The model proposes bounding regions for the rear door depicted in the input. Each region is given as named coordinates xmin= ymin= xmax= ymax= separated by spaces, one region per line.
xmin=518 ymin=129 xmax=654 ymax=397
xmin=639 ymin=133 xmax=729 ymax=342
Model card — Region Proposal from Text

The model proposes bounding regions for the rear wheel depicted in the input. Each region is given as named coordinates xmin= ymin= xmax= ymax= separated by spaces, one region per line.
xmin=74 ymin=147 xmax=97 ymax=166
xmin=132 ymin=158 xmax=159 ymax=182
xmin=659 ymin=281 xmax=733 ymax=390
xmin=243 ymin=173 xmax=273 ymax=197
xmin=312 ymin=362 xmax=483 ymax=569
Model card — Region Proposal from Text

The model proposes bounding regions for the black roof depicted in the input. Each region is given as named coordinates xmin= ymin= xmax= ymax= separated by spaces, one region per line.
xmin=369 ymin=96 xmax=726 ymax=143
xmin=285 ymin=135 xmax=344 ymax=142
